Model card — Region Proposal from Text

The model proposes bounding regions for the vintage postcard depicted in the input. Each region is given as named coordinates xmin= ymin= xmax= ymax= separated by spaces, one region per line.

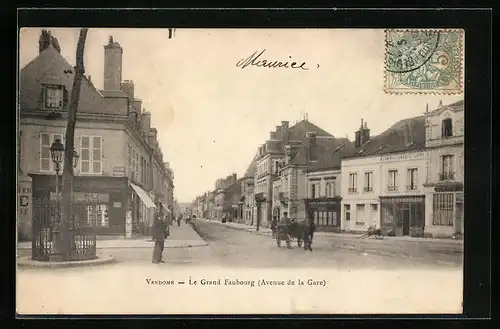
xmin=17 ymin=28 xmax=464 ymax=315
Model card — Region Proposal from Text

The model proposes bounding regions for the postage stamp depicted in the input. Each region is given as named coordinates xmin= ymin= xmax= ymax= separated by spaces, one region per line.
xmin=384 ymin=29 xmax=464 ymax=94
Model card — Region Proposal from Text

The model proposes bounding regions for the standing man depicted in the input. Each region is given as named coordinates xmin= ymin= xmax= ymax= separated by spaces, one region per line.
xmin=152 ymin=202 xmax=167 ymax=263
xmin=177 ymin=213 xmax=182 ymax=226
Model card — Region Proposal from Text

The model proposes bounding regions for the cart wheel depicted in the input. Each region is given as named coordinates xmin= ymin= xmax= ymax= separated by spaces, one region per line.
xmin=297 ymin=239 xmax=303 ymax=247
xmin=276 ymin=237 xmax=281 ymax=247
xmin=286 ymin=236 xmax=291 ymax=249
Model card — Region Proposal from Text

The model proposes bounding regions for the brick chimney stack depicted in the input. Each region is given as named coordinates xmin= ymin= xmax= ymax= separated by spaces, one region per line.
xmin=281 ymin=121 xmax=290 ymax=144
xmin=307 ymin=132 xmax=317 ymax=162
xmin=104 ymin=36 xmax=123 ymax=91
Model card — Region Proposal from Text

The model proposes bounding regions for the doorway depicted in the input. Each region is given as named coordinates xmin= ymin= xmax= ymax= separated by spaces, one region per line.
xmin=402 ymin=209 xmax=410 ymax=236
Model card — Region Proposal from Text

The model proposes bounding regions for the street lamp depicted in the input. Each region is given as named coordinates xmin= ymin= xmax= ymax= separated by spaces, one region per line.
xmin=50 ymin=138 xmax=65 ymax=224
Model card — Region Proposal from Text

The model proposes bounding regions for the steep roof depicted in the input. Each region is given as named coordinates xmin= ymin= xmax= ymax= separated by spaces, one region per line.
xmin=292 ymin=137 xmax=356 ymax=171
xmin=20 ymin=45 xmax=108 ymax=113
xmin=288 ymin=120 xmax=333 ymax=140
xmin=243 ymin=153 xmax=258 ymax=178
xmin=343 ymin=115 xmax=426 ymax=159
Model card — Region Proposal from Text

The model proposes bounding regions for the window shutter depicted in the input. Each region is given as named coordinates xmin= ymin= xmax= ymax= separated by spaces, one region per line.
xmin=39 ymin=86 xmax=45 ymax=109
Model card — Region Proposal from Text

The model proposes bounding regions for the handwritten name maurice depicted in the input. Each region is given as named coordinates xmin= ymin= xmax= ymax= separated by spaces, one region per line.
xmin=145 ymin=277 xmax=327 ymax=288
xmin=236 ymin=49 xmax=312 ymax=70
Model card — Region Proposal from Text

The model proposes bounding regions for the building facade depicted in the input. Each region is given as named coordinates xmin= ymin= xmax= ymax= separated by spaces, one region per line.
xmin=423 ymin=100 xmax=464 ymax=238
xmin=341 ymin=117 xmax=428 ymax=236
xmin=18 ymin=32 xmax=173 ymax=239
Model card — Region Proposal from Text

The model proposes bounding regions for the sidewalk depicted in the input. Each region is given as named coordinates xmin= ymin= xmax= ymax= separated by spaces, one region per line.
xmin=199 ymin=218 xmax=463 ymax=253
xmin=17 ymin=222 xmax=207 ymax=250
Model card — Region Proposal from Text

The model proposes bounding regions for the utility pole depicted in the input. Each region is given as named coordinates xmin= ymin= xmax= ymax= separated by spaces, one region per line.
xmin=60 ymin=28 xmax=88 ymax=260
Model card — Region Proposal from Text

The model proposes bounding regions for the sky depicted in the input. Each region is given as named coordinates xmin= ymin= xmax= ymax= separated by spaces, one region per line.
xmin=19 ymin=28 xmax=463 ymax=203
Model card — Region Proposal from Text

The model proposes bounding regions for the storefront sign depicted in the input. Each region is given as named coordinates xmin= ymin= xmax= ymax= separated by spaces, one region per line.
xmin=113 ymin=166 xmax=126 ymax=177
xmin=113 ymin=202 xmax=122 ymax=208
xmin=18 ymin=180 xmax=32 ymax=219
xmin=380 ymin=152 xmax=425 ymax=163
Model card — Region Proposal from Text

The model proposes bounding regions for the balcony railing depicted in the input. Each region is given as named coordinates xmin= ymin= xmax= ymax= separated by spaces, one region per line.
xmin=439 ymin=172 xmax=455 ymax=181
xmin=406 ymin=184 xmax=418 ymax=191
xmin=387 ymin=185 xmax=398 ymax=192
xmin=363 ymin=186 xmax=373 ymax=192
xmin=348 ymin=188 xmax=357 ymax=193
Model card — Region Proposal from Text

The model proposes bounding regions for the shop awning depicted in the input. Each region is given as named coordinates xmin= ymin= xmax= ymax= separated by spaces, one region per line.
xmin=130 ymin=183 xmax=157 ymax=209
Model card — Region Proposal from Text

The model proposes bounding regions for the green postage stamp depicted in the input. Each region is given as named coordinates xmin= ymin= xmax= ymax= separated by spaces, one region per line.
xmin=384 ymin=29 xmax=464 ymax=94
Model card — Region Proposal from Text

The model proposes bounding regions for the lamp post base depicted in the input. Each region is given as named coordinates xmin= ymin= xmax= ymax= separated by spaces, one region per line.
xmin=50 ymin=229 xmax=67 ymax=262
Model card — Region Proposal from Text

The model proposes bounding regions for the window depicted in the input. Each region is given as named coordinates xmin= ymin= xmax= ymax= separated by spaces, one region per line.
xmin=433 ymin=193 xmax=454 ymax=226
xmin=40 ymin=133 xmax=64 ymax=172
xmin=42 ymin=84 xmax=67 ymax=109
xmin=348 ymin=173 xmax=357 ymax=193
xmin=442 ymin=118 xmax=453 ymax=138
xmin=407 ymin=168 xmax=418 ymax=190
xmin=325 ymin=181 xmax=336 ymax=197
xmin=371 ymin=204 xmax=378 ymax=211
xmin=80 ymin=136 xmax=103 ymax=174
xmin=356 ymin=204 xmax=365 ymax=225
xmin=344 ymin=204 xmax=351 ymax=221
xmin=364 ymin=172 xmax=373 ymax=192
xmin=310 ymin=183 xmax=317 ymax=199
xmin=388 ymin=170 xmax=398 ymax=191
xmin=441 ymin=155 xmax=454 ymax=180
xmin=86 ymin=204 xmax=110 ymax=227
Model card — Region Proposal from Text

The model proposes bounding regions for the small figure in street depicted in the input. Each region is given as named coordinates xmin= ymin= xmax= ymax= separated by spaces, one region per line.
xmin=303 ymin=216 xmax=315 ymax=252
xmin=279 ymin=212 xmax=291 ymax=225
xmin=177 ymin=214 xmax=182 ymax=226
xmin=152 ymin=203 xmax=167 ymax=263
xmin=271 ymin=216 xmax=278 ymax=238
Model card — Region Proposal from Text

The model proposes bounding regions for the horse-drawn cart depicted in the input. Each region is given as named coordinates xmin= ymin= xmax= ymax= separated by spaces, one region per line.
xmin=275 ymin=221 xmax=304 ymax=248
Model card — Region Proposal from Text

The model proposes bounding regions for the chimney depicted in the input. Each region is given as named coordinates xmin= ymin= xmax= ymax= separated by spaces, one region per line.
xmin=270 ymin=131 xmax=277 ymax=140
xmin=281 ymin=121 xmax=290 ymax=144
xmin=121 ymin=80 xmax=135 ymax=102
xmin=232 ymin=173 xmax=237 ymax=184
xmin=275 ymin=126 xmax=282 ymax=140
xmin=361 ymin=121 xmax=371 ymax=145
xmin=104 ymin=36 xmax=123 ymax=90
xmin=354 ymin=118 xmax=363 ymax=148
xmin=307 ymin=132 xmax=317 ymax=162
xmin=438 ymin=100 xmax=443 ymax=107
xmin=39 ymin=30 xmax=52 ymax=53
xmin=140 ymin=111 xmax=151 ymax=131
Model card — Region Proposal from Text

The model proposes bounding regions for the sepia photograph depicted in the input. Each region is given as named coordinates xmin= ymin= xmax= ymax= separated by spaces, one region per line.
xmin=17 ymin=27 xmax=465 ymax=315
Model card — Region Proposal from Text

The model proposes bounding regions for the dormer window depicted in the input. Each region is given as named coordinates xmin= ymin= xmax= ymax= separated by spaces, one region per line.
xmin=41 ymin=84 xmax=68 ymax=110
xmin=442 ymin=118 xmax=453 ymax=138
xmin=377 ymin=145 xmax=386 ymax=152
xmin=358 ymin=149 xmax=365 ymax=154
xmin=405 ymin=141 xmax=414 ymax=148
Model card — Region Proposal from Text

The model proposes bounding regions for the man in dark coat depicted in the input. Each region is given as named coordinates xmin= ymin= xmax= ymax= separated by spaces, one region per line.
xmin=152 ymin=203 xmax=167 ymax=263
xmin=303 ymin=215 xmax=315 ymax=252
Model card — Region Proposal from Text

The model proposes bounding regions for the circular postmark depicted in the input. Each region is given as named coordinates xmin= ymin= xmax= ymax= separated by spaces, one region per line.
xmin=386 ymin=30 xmax=441 ymax=73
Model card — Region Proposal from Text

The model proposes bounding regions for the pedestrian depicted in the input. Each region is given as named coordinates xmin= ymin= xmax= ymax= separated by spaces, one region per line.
xmin=152 ymin=203 xmax=167 ymax=263
xmin=303 ymin=215 xmax=315 ymax=252
xmin=271 ymin=216 xmax=278 ymax=238
xmin=177 ymin=213 xmax=182 ymax=226
xmin=280 ymin=212 xmax=291 ymax=225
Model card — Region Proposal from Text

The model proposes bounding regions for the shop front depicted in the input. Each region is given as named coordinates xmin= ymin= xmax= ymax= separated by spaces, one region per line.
xmin=31 ymin=174 xmax=128 ymax=235
xmin=305 ymin=197 xmax=341 ymax=232
xmin=380 ymin=196 xmax=425 ymax=237
xmin=128 ymin=182 xmax=157 ymax=237
xmin=425 ymin=183 xmax=464 ymax=238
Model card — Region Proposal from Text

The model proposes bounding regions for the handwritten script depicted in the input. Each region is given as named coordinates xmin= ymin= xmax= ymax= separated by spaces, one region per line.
xmin=236 ymin=49 xmax=310 ymax=70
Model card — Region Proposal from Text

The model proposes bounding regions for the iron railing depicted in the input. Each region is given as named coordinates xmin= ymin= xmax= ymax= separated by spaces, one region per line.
xmin=32 ymin=198 xmax=97 ymax=261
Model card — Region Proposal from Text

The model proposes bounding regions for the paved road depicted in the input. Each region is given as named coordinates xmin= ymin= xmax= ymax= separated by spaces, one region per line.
xmin=17 ymin=220 xmax=463 ymax=314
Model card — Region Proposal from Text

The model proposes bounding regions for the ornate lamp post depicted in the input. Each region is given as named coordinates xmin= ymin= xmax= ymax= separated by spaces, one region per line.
xmin=50 ymin=138 xmax=65 ymax=224
xmin=49 ymin=138 xmax=79 ymax=261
